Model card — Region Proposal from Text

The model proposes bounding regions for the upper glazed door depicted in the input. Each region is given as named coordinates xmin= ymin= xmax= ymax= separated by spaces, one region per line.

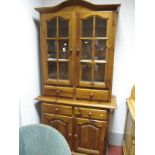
xmin=42 ymin=13 xmax=74 ymax=86
xmin=76 ymin=12 xmax=113 ymax=88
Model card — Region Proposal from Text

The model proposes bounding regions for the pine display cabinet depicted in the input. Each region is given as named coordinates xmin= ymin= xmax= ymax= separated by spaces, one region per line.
xmin=35 ymin=0 xmax=120 ymax=154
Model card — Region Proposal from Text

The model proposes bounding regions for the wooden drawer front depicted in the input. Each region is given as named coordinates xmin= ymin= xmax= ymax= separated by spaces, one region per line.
xmin=42 ymin=103 xmax=73 ymax=116
xmin=74 ymin=107 xmax=107 ymax=120
xmin=44 ymin=85 xmax=74 ymax=98
xmin=76 ymin=88 xmax=109 ymax=101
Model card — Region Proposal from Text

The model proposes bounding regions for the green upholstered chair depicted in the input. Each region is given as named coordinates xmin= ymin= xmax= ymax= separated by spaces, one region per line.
xmin=19 ymin=124 xmax=71 ymax=155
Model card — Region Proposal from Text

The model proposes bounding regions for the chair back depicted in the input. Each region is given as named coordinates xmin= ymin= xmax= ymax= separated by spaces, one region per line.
xmin=19 ymin=124 xmax=71 ymax=155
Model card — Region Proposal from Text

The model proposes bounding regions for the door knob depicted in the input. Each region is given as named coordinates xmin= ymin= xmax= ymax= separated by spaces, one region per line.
xmin=76 ymin=49 xmax=80 ymax=56
xmin=70 ymin=49 xmax=73 ymax=56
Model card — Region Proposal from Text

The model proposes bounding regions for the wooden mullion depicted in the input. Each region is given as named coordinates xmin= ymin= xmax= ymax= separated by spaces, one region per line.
xmin=92 ymin=16 xmax=96 ymax=86
xmin=56 ymin=16 xmax=59 ymax=80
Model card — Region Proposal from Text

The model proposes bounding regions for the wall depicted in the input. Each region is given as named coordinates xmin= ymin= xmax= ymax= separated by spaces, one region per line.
xmin=19 ymin=0 xmax=43 ymax=126
xmin=19 ymin=0 xmax=135 ymax=146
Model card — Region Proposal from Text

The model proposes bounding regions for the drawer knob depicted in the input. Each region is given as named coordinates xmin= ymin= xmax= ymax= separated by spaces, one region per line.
xmin=56 ymin=90 xmax=60 ymax=94
xmin=55 ymin=108 xmax=59 ymax=112
xmin=70 ymin=49 xmax=73 ymax=56
xmin=68 ymin=133 xmax=72 ymax=137
xmin=100 ymin=114 xmax=104 ymax=117
xmin=90 ymin=92 xmax=93 ymax=97
xmin=88 ymin=112 xmax=92 ymax=116
xmin=76 ymin=49 xmax=80 ymax=56
xmin=74 ymin=134 xmax=77 ymax=138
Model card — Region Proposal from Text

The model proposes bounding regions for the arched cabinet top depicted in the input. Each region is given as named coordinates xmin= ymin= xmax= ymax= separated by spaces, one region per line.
xmin=35 ymin=0 xmax=120 ymax=14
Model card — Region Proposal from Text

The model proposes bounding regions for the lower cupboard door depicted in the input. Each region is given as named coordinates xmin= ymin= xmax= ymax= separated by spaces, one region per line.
xmin=74 ymin=118 xmax=108 ymax=155
xmin=43 ymin=113 xmax=73 ymax=150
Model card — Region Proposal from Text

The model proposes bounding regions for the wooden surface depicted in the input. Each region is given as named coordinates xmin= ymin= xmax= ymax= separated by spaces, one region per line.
xmin=127 ymin=98 xmax=135 ymax=121
xmin=35 ymin=0 xmax=120 ymax=13
xmin=41 ymin=101 xmax=110 ymax=155
xmin=36 ymin=95 xmax=117 ymax=110
xmin=122 ymin=86 xmax=135 ymax=155
xmin=36 ymin=1 xmax=119 ymax=154
xmin=38 ymin=0 xmax=118 ymax=102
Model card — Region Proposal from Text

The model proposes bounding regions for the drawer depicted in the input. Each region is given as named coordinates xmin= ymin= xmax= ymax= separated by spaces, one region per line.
xmin=42 ymin=103 xmax=73 ymax=116
xmin=76 ymin=88 xmax=109 ymax=101
xmin=74 ymin=107 xmax=107 ymax=120
xmin=44 ymin=85 xmax=74 ymax=98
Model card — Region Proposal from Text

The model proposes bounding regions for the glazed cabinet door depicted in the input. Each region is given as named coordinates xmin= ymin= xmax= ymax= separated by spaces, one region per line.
xmin=75 ymin=12 xmax=114 ymax=89
xmin=74 ymin=118 xmax=107 ymax=155
xmin=41 ymin=13 xmax=74 ymax=86
xmin=42 ymin=113 xmax=73 ymax=149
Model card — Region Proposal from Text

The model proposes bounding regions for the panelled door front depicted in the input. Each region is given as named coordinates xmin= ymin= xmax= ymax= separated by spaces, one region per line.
xmin=42 ymin=113 xmax=73 ymax=149
xmin=74 ymin=118 xmax=107 ymax=155
xmin=75 ymin=12 xmax=114 ymax=89
xmin=41 ymin=13 xmax=74 ymax=86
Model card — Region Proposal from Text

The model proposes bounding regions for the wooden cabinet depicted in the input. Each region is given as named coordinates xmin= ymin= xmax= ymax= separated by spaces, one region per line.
xmin=35 ymin=0 xmax=119 ymax=154
xmin=122 ymin=86 xmax=135 ymax=155
xmin=74 ymin=118 xmax=107 ymax=155
xmin=41 ymin=102 xmax=110 ymax=155
xmin=42 ymin=111 xmax=73 ymax=149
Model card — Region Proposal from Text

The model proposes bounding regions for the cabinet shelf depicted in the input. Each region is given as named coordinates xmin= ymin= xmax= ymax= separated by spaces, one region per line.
xmin=80 ymin=60 xmax=107 ymax=63
xmin=46 ymin=37 xmax=69 ymax=40
xmin=80 ymin=37 xmax=108 ymax=40
xmin=47 ymin=58 xmax=69 ymax=62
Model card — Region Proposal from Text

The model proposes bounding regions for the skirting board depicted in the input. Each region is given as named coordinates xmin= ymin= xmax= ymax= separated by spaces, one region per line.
xmin=108 ymin=132 xmax=123 ymax=146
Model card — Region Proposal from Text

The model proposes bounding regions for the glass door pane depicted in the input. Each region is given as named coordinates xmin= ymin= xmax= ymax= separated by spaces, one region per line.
xmin=59 ymin=17 xmax=69 ymax=37
xmin=48 ymin=62 xmax=57 ymax=79
xmin=94 ymin=40 xmax=106 ymax=60
xmin=59 ymin=40 xmax=69 ymax=59
xmin=82 ymin=16 xmax=93 ymax=37
xmin=95 ymin=16 xmax=107 ymax=37
xmin=47 ymin=18 xmax=56 ymax=38
xmin=94 ymin=63 xmax=105 ymax=82
xmin=82 ymin=40 xmax=92 ymax=59
xmin=47 ymin=40 xmax=57 ymax=59
xmin=59 ymin=62 xmax=68 ymax=80
xmin=81 ymin=63 xmax=92 ymax=81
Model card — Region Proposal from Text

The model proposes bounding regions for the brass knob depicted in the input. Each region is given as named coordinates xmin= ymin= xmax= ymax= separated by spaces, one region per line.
xmin=70 ymin=49 xmax=73 ymax=56
xmin=76 ymin=49 xmax=80 ymax=56
xmin=88 ymin=112 xmax=92 ymax=116
xmin=56 ymin=90 xmax=60 ymax=94
xmin=90 ymin=92 xmax=93 ymax=99
xmin=100 ymin=114 xmax=104 ymax=117
xmin=55 ymin=108 xmax=59 ymax=112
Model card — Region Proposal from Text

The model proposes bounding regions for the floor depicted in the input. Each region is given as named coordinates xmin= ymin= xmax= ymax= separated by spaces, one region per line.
xmin=108 ymin=145 xmax=123 ymax=155
xmin=72 ymin=145 xmax=123 ymax=155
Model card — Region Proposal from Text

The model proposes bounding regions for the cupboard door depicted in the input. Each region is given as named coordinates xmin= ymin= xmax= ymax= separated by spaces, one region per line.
xmin=74 ymin=118 xmax=107 ymax=155
xmin=76 ymin=12 xmax=113 ymax=89
xmin=43 ymin=113 xmax=73 ymax=149
xmin=41 ymin=13 xmax=74 ymax=86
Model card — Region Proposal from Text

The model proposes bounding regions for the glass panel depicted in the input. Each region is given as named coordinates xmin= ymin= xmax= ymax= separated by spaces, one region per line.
xmin=94 ymin=40 xmax=106 ymax=60
xmin=59 ymin=62 xmax=68 ymax=79
xmin=47 ymin=40 xmax=57 ymax=59
xmin=94 ymin=63 xmax=105 ymax=82
xmin=48 ymin=62 xmax=57 ymax=79
xmin=95 ymin=16 xmax=107 ymax=37
xmin=59 ymin=17 xmax=69 ymax=37
xmin=81 ymin=63 xmax=92 ymax=81
xmin=47 ymin=18 xmax=56 ymax=38
xmin=82 ymin=16 xmax=93 ymax=37
xmin=82 ymin=40 xmax=92 ymax=59
xmin=59 ymin=40 xmax=69 ymax=59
